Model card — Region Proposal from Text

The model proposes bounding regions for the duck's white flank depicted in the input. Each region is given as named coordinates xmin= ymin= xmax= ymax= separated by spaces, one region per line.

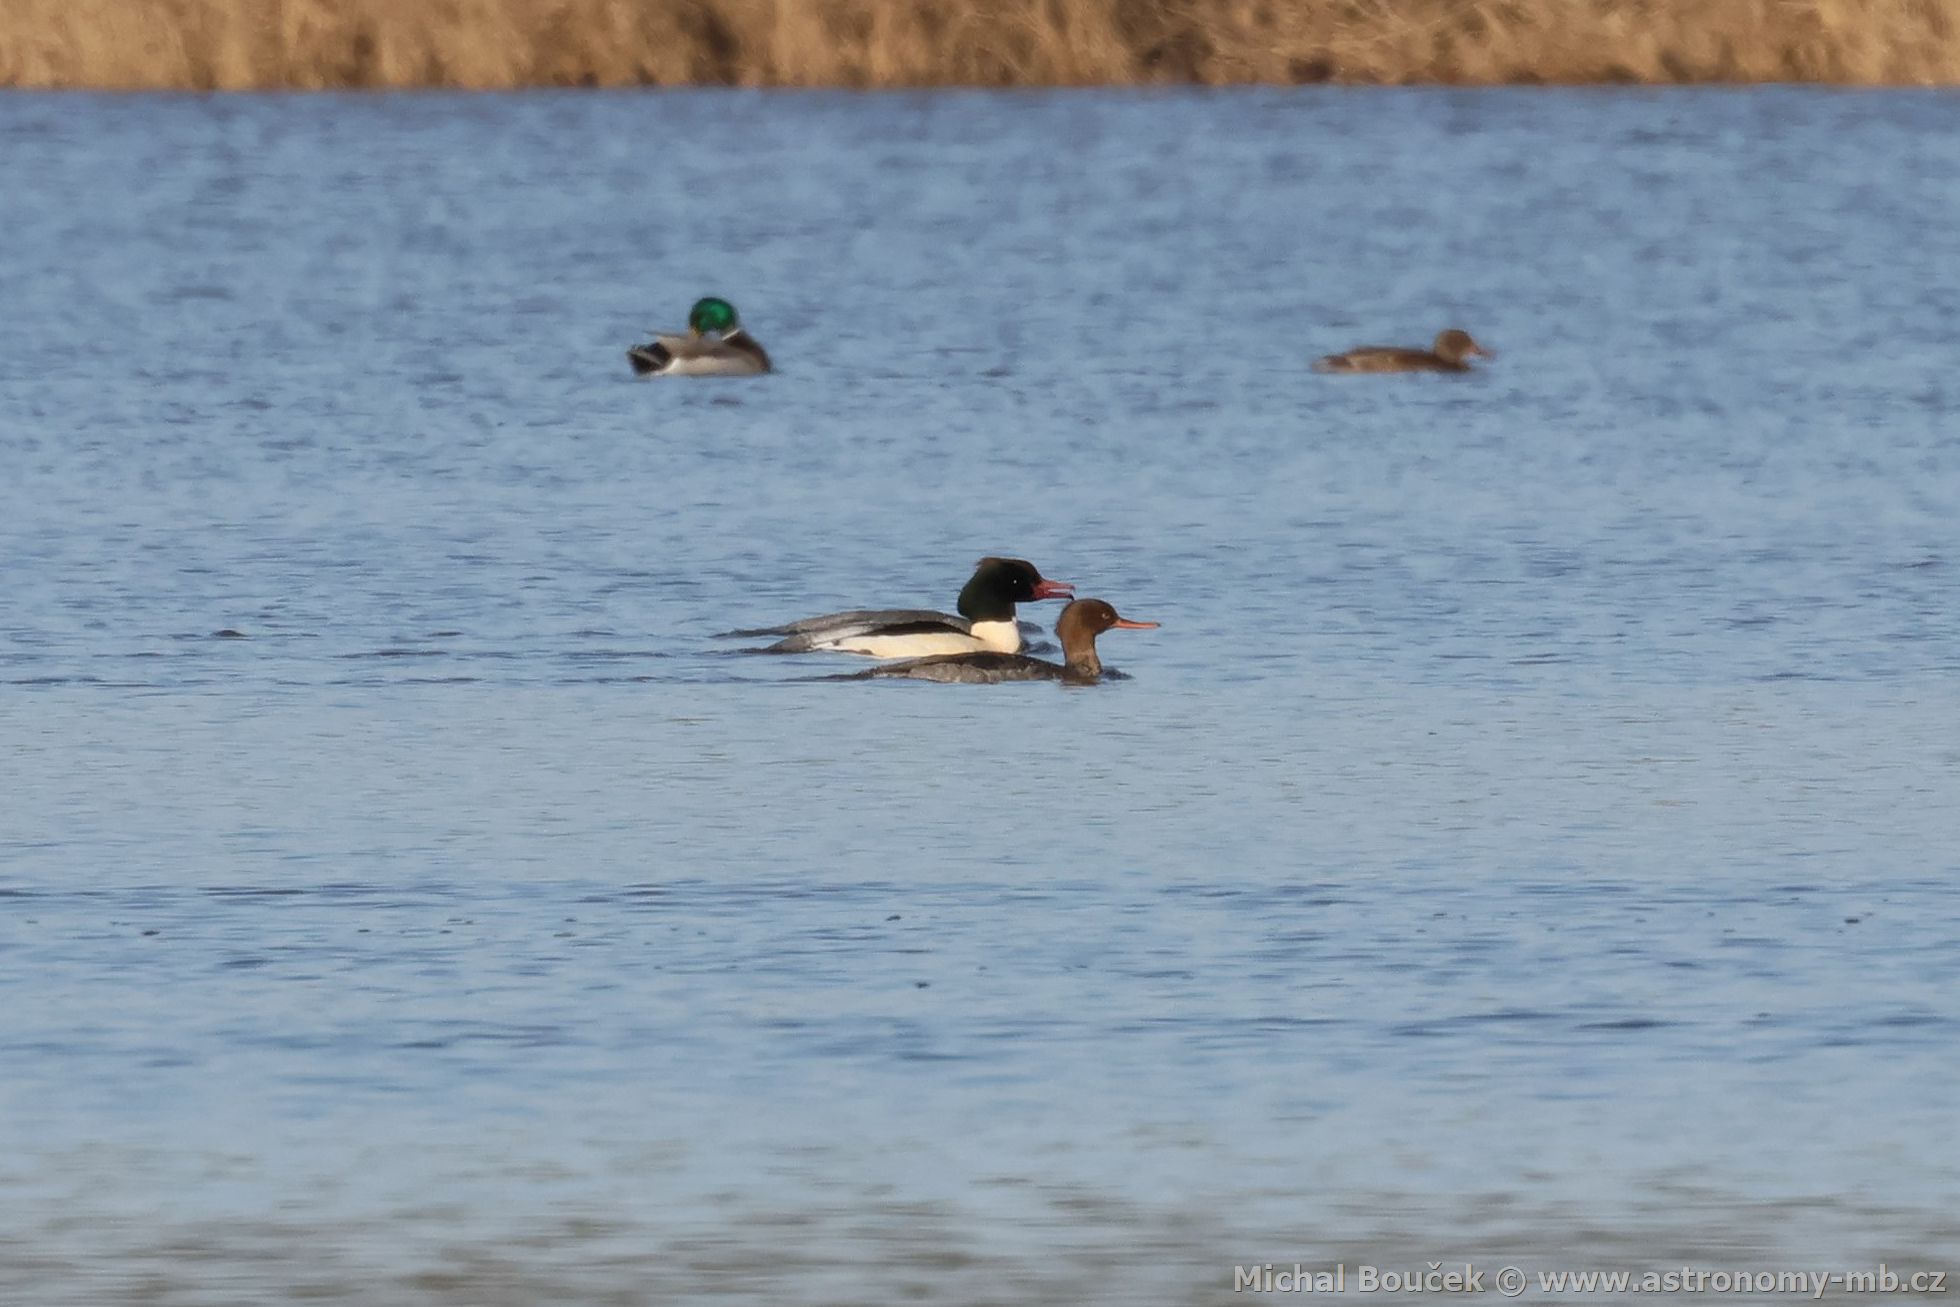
xmin=826 ymin=618 xmax=1022 ymax=659
xmin=662 ymin=351 xmax=767 ymax=377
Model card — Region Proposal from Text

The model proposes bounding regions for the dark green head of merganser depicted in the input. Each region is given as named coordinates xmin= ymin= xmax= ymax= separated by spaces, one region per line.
xmin=955 ymin=557 xmax=1073 ymax=623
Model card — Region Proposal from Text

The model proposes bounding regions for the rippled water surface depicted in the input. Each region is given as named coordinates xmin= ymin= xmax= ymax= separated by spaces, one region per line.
xmin=2 ymin=89 xmax=1958 ymax=1303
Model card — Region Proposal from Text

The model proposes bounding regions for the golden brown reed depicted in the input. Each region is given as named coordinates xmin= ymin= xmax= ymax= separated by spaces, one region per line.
xmin=4 ymin=0 xmax=1958 ymax=90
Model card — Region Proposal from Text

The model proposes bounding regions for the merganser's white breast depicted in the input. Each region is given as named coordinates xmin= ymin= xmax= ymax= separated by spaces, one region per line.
xmin=823 ymin=618 xmax=1021 ymax=659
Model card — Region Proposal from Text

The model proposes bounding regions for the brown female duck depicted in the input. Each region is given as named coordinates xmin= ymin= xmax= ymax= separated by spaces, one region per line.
xmin=1313 ymin=329 xmax=1493 ymax=374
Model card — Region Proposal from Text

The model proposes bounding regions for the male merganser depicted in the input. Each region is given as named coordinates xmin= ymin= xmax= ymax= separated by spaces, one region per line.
xmin=628 ymin=297 xmax=772 ymax=376
xmin=838 ymin=599 xmax=1157 ymax=685
xmin=1312 ymin=328 xmax=1492 ymax=374
xmin=727 ymin=557 xmax=1073 ymax=658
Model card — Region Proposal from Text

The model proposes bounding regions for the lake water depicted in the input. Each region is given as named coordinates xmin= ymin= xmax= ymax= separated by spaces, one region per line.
xmin=2 ymin=88 xmax=1957 ymax=1303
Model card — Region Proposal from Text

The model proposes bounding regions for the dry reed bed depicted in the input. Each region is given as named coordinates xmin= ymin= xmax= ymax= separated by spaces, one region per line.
xmin=3 ymin=0 xmax=1958 ymax=90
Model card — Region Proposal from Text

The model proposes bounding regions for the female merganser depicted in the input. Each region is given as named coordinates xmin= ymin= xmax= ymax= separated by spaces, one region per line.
xmin=628 ymin=297 xmax=772 ymax=376
xmin=1313 ymin=328 xmax=1492 ymax=374
xmin=727 ymin=557 xmax=1073 ymax=658
xmin=839 ymin=599 xmax=1157 ymax=685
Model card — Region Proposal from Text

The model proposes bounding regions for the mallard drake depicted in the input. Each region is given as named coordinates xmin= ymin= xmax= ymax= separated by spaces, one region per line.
xmin=627 ymin=297 xmax=772 ymax=376
xmin=1313 ymin=328 xmax=1493 ymax=374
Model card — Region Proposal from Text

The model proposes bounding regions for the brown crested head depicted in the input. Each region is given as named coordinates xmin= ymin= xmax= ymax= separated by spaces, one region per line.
xmin=1434 ymin=329 xmax=1490 ymax=363
xmin=1053 ymin=598 xmax=1158 ymax=679
xmin=1055 ymin=598 xmax=1160 ymax=641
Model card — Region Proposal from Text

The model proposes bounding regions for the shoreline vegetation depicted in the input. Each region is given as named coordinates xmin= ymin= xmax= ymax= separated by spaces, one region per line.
xmin=3 ymin=0 xmax=1957 ymax=91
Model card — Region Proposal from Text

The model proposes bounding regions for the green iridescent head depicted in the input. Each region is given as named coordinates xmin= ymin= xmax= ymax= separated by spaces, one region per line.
xmin=687 ymin=297 xmax=740 ymax=336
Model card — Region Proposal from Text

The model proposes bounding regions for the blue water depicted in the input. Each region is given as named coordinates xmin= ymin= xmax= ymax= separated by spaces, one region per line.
xmin=2 ymin=88 xmax=1957 ymax=1303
